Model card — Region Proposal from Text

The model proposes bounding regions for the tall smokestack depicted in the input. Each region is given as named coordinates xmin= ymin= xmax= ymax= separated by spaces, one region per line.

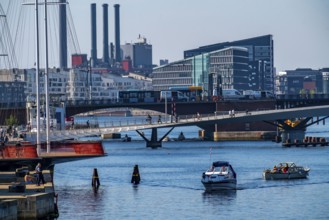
xmin=102 ymin=4 xmax=109 ymax=64
xmin=91 ymin=3 xmax=97 ymax=67
xmin=59 ymin=0 xmax=67 ymax=68
xmin=114 ymin=4 xmax=121 ymax=63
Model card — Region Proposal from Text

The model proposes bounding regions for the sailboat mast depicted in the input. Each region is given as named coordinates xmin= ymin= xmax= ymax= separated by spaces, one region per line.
xmin=35 ymin=0 xmax=41 ymax=155
xmin=44 ymin=0 xmax=50 ymax=153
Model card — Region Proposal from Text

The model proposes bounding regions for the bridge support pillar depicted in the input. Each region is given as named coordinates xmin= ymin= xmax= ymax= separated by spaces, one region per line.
xmin=136 ymin=127 xmax=174 ymax=148
xmin=281 ymin=130 xmax=305 ymax=144
xmin=147 ymin=128 xmax=162 ymax=148
xmin=199 ymin=128 xmax=217 ymax=141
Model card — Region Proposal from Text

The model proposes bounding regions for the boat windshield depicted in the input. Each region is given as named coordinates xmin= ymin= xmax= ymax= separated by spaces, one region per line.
xmin=278 ymin=162 xmax=295 ymax=168
xmin=207 ymin=166 xmax=229 ymax=174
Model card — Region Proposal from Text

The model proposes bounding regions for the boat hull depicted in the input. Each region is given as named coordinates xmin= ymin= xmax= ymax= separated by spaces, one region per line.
xmin=202 ymin=179 xmax=237 ymax=191
xmin=1 ymin=142 xmax=38 ymax=159
xmin=263 ymin=171 xmax=309 ymax=180
xmin=1 ymin=140 xmax=106 ymax=171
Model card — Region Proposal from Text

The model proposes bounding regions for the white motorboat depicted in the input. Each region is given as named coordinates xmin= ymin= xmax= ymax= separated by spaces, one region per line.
xmin=263 ymin=162 xmax=310 ymax=180
xmin=201 ymin=161 xmax=237 ymax=191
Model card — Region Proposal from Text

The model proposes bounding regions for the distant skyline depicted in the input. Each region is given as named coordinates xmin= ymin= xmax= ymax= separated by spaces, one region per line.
xmin=68 ymin=0 xmax=329 ymax=72
xmin=2 ymin=0 xmax=329 ymax=72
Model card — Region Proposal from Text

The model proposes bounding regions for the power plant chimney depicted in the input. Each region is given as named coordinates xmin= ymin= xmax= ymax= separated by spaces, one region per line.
xmin=114 ymin=4 xmax=121 ymax=63
xmin=91 ymin=3 xmax=97 ymax=67
xmin=102 ymin=4 xmax=109 ymax=64
xmin=59 ymin=0 xmax=67 ymax=68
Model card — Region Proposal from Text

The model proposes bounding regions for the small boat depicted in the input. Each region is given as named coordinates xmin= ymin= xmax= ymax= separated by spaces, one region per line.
xmin=201 ymin=161 xmax=237 ymax=191
xmin=263 ymin=162 xmax=310 ymax=180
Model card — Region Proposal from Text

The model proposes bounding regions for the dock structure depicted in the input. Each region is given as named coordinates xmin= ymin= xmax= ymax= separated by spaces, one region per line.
xmin=0 ymin=168 xmax=58 ymax=219
xmin=282 ymin=136 xmax=329 ymax=147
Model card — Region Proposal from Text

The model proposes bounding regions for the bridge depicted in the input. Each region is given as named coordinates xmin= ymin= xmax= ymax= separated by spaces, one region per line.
xmin=2 ymin=94 xmax=329 ymax=125
xmin=25 ymin=105 xmax=329 ymax=148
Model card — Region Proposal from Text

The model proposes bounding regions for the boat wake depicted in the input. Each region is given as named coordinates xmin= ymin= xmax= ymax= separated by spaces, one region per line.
xmin=236 ymin=180 xmax=329 ymax=190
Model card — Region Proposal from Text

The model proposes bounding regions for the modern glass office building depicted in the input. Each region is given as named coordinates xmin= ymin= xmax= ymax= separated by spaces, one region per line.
xmin=152 ymin=46 xmax=249 ymax=96
xmin=184 ymin=35 xmax=274 ymax=92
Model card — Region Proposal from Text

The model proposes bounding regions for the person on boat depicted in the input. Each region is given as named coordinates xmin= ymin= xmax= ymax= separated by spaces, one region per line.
xmin=35 ymin=163 xmax=46 ymax=186
xmin=24 ymin=172 xmax=35 ymax=184
xmin=86 ymin=120 xmax=90 ymax=128
xmin=158 ymin=115 xmax=162 ymax=124
xmin=273 ymin=165 xmax=278 ymax=172
xmin=221 ymin=166 xmax=227 ymax=173
xmin=283 ymin=164 xmax=289 ymax=173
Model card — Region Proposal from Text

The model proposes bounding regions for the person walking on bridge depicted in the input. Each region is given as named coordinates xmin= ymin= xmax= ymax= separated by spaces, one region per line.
xmin=147 ymin=114 xmax=152 ymax=124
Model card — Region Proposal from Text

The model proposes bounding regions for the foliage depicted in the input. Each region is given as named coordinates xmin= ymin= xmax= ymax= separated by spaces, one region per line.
xmin=4 ymin=115 xmax=19 ymax=127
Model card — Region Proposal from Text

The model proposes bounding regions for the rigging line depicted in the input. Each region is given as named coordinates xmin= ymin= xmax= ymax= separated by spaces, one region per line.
xmin=67 ymin=4 xmax=80 ymax=53
xmin=2 ymin=15 xmax=18 ymax=67
xmin=13 ymin=3 xmax=31 ymax=68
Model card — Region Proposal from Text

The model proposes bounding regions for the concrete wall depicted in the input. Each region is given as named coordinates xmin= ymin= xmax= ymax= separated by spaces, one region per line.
xmin=0 ymin=200 xmax=17 ymax=220
xmin=17 ymin=193 xmax=55 ymax=219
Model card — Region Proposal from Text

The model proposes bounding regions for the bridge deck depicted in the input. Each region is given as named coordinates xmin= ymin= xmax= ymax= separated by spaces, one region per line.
xmin=24 ymin=105 xmax=329 ymax=142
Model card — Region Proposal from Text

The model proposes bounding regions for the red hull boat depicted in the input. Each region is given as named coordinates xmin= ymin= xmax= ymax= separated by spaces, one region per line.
xmin=0 ymin=140 xmax=106 ymax=171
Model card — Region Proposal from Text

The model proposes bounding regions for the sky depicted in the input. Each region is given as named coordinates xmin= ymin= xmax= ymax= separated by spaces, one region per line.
xmin=1 ymin=0 xmax=329 ymax=72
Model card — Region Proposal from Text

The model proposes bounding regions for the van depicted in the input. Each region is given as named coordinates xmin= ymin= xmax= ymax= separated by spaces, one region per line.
xmin=222 ymin=89 xmax=244 ymax=99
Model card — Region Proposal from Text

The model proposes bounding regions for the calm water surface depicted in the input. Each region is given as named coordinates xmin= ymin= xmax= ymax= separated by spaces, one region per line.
xmin=55 ymin=120 xmax=329 ymax=219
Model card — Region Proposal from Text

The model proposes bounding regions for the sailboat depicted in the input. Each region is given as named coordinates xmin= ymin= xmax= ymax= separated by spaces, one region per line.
xmin=1 ymin=0 xmax=106 ymax=171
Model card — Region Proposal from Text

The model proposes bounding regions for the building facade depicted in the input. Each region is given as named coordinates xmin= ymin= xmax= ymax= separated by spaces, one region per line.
xmin=184 ymin=35 xmax=274 ymax=92
xmin=152 ymin=47 xmax=250 ymax=96
xmin=275 ymin=68 xmax=326 ymax=95
xmin=0 ymin=69 xmax=26 ymax=105
xmin=121 ymin=36 xmax=152 ymax=69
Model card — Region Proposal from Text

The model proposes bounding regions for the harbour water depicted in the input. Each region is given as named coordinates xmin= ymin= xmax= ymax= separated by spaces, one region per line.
xmin=54 ymin=118 xmax=329 ymax=219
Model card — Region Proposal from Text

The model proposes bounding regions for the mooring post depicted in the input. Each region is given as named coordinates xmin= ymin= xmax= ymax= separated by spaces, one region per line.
xmin=131 ymin=164 xmax=141 ymax=185
xmin=92 ymin=168 xmax=100 ymax=188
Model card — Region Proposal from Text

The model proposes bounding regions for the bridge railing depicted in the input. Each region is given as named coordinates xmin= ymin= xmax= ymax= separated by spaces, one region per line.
xmin=67 ymin=109 xmax=271 ymax=130
xmin=276 ymin=94 xmax=329 ymax=100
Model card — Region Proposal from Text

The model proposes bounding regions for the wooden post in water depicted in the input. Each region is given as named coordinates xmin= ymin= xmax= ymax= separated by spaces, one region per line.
xmin=92 ymin=168 xmax=100 ymax=188
xmin=131 ymin=165 xmax=141 ymax=185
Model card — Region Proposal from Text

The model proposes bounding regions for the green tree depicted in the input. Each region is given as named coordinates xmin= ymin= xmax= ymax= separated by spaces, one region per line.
xmin=4 ymin=115 xmax=19 ymax=127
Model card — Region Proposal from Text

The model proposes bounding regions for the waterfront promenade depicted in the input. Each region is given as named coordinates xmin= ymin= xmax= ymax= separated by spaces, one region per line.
xmin=0 ymin=169 xmax=57 ymax=219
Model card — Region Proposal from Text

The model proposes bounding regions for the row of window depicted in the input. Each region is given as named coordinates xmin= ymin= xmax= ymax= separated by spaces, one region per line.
xmin=153 ymin=72 xmax=191 ymax=79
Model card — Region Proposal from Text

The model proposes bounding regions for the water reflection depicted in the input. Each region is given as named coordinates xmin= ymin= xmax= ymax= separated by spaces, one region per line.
xmin=58 ymin=187 xmax=106 ymax=219
xmin=202 ymin=190 xmax=237 ymax=207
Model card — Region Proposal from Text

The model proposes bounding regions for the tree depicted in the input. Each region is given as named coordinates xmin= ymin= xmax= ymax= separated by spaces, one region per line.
xmin=4 ymin=115 xmax=19 ymax=127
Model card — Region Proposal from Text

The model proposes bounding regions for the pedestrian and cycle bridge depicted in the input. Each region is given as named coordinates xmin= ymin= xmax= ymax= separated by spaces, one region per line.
xmin=25 ymin=105 xmax=329 ymax=148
